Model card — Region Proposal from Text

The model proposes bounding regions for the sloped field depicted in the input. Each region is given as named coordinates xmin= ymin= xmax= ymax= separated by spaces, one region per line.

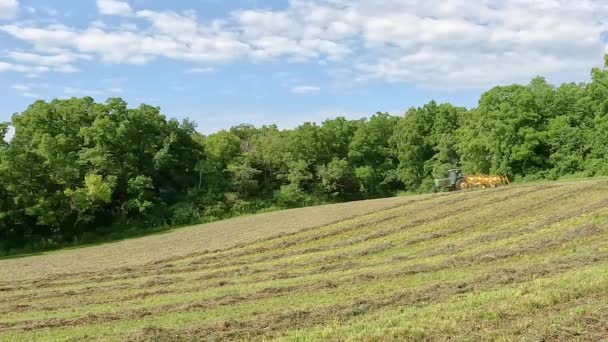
xmin=1 ymin=180 xmax=608 ymax=341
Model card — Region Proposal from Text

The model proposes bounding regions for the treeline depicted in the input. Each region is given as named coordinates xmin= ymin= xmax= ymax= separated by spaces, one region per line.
xmin=3 ymin=58 xmax=608 ymax=251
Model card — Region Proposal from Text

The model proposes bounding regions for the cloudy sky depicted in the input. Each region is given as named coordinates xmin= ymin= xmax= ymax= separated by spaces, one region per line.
xmin=1 ymin=0 xmax=607 ymax=133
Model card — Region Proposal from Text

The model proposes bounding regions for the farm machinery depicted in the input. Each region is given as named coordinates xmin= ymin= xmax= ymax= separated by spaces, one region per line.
xmin=433 ymin=168 xmax=509 ymax=192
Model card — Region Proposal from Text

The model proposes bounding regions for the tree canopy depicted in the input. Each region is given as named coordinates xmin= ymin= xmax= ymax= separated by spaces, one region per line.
xmin=3 ymin=57 xmax=608 ymax=252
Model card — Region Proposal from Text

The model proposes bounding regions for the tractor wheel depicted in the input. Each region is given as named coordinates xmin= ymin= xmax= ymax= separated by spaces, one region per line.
xmin=455 ymin=178 xmax=469 ymax=191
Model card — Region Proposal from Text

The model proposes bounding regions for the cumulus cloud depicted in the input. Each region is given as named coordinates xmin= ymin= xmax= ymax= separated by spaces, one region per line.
xmin=290 ymin=85 xmax=321 ymax=94
xmin=0 ymin=0 xmax=18 ymax=20
xmin=0 ymin=3 xmax=349 ymax=66
xmin=97 ymin=0 xmax=132 ymax=16
xmin=0 ymin=15 xmax=250 ymax=65
xmin=2 ymin=50 xmax=82 ymax=73
xmin=350 ymin=0 xmax=608 ymax=86
xmin=1 ymin=0 xmax=608 ymax=87
xmin=0 ymin=60 xmax=79 ymax=74
xmin=0 ymin=61 xmax=48 ymax=73
xmin=233 ymin=2 xmax=353 ymax=61
xmin=8 ymin=51 xmax=90 ymax=66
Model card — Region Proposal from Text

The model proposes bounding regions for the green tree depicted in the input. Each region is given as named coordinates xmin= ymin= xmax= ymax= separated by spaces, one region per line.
xmin=284 ymin=160 xmax=313 ymax=189
xmin=65 ymin=174 xmax=116 ymax=230
xmin=288 ymin=122 xmax=322 ymax=166
xmin=246 ymin=125 xmax=288 ymax=191
xmin=226 ymin=157 xmax=261 ymax=196
xmin=582 ymin=57 xmax=608 ymax=175
xmin=317 ymin=117 xmax=362 ymax=163
xmin=458 ymin=79 xmax=553 ymax=179
xmin=0 ymin=97 xmax=202 ymax=250
xmin=348 ymin=113 xmax=400 ymax=194
xmin=545 ymin=82 xmax=593 ymax=178
xmin=317 ymin=158 xmax=356 ymax=195
xmin=393 ymin=101 xmax=464 ymax=191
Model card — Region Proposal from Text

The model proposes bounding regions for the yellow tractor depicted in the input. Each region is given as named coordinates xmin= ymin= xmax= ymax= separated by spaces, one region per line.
xmin=433 ymin=168 xmax=509 ymax=192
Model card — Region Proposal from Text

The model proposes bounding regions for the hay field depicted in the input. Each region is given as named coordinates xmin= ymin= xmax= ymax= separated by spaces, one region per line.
xmin=1 ymin=180 xmax=608 ymax=341
xmin=0 ymin=196 xmax=416 ymax=282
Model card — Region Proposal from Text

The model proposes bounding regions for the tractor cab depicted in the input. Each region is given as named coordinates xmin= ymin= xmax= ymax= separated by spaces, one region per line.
xmin=433 ymin=168 xmax=465 ymax=192
xmin=447 ymin=169 xmax=464 ymax=185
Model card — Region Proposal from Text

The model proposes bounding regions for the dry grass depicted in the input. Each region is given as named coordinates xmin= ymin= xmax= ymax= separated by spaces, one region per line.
xmin=0 ymin=195 xmax=419 ymax=282
xmin=1 ymin=179 xmax=608 ymax=341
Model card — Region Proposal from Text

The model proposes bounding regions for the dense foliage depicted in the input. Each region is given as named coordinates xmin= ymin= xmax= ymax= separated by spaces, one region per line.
xmin=3 ymin=58 xmax=608 ymax=251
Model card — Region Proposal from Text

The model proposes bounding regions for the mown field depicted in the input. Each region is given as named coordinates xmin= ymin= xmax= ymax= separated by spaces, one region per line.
xmin=1 ymin=180 xmax=608 ymax=341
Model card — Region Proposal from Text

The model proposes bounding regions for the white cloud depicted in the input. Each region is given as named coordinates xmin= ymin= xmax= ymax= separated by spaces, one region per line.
xmin=0 ymin=3 xmax=348 ymax=66
xmin=22 ymin=92 xmax=41 ymax=98
xmin=0 ymin=0 xmax=18 ymax=20
xmin=233 ymin=3 xmax=353 ymax=61
xmin=0 ymin=61 xmax=49 ymax=73
xmin=9 ymin=83 xmax=52 ymax=99
xmin=290 ymin=85 xmax=321 ymax=94
xmin=97 ymin=0 xmax=132 ymax=16
xmin=64 ymin=87 xmax=102 ymax=96
xmin=1 ymin=51 xmax=82 ymax=74
xmin=349 ymin=0 xmax=608 ymax=86
xmin=0 ymin=24 xmax=76 ymax=52
xmin=8 ymin=51 xmax=89 ymax=66
xmin=2 ymin=0 xmax=608 ymax=86
xmin=10 ymin=84 xmax=29 ymax=91
xmin=0 ymin=15 xmax=250 ymax=65
xmin=189 ymin=67 xmax=215 ymax=73
xmin=136 ymin=10 xmax=198 ymax=36
xmin=9 ymin=84 xmax=43 ymax=98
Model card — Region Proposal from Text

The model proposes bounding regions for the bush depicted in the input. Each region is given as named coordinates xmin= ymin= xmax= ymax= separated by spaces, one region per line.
xmin=171 ymin=204 xmax=202 ymax=225
xmin=230 ymin=200 xmax=265 ymax=216
xmin=203 ymin=202 xmax=229 ymax=221
xmin=275 ymin=185 xmax=318 ymax=208
xmin=519 ymin=172 xmax=549 ymax=183
xmin=419 ymin=178 xmax=436 ymax=193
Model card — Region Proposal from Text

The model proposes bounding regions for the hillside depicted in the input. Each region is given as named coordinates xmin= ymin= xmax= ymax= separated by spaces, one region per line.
xmin=1 ymin=180 xmax=607 ymax=341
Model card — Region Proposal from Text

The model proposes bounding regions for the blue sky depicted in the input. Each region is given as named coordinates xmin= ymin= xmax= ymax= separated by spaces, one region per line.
xmin=1 ymin=0 xmax=607 ymax=133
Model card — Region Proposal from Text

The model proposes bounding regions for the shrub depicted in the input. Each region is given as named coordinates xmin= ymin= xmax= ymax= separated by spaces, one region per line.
xmin=171 ymin=204 xmax=202 ymax=225
xmin=230 ymin=200 xmax=265 ymax=216
xmin=275 ymin=185 xmax=318 ymax=208
xmin=203 ymin=202 xmax=229 ymax=221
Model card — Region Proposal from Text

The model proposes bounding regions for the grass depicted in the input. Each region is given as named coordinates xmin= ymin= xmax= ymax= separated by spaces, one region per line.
xmin=0 ymin=179 xmax=607 ymax=341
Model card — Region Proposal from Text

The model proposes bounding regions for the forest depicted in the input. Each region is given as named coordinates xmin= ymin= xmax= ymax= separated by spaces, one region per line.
xmin=2 ymin=57 xmax=608 ymax=252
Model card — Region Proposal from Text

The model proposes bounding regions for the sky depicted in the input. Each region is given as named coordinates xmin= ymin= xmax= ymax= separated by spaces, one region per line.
xmin=1 ymin=0 xmax=607 ymax=134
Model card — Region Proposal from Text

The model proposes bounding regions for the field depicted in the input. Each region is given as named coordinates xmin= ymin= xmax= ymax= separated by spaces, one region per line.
xmin=1 ymin=180 xmax=608 ymax=341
